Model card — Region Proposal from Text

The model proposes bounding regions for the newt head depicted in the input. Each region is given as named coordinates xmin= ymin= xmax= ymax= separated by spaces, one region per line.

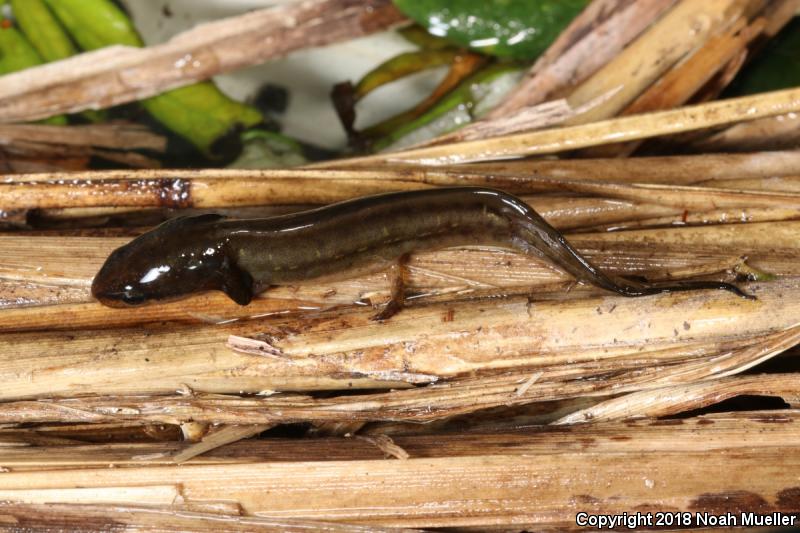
xmin=91 ymin=214 xmax=254 ymax=308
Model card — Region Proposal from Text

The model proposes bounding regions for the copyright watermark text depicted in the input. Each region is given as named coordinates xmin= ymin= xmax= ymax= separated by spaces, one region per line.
xmin=576 ymin=511 xmax=796 ymax=529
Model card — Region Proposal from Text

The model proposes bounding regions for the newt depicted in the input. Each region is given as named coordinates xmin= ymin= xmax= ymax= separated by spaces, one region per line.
xmin=91 ymin=187 xmax=753 ymax=318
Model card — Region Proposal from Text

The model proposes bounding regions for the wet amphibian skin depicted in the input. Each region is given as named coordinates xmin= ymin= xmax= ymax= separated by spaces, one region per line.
xmin=91 ymin=187 xmax=753 ymax=318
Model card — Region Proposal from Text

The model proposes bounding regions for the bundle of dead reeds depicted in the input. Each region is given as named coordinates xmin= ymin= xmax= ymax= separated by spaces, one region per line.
xmin=0 ymin=0 xmax=800 ymax=530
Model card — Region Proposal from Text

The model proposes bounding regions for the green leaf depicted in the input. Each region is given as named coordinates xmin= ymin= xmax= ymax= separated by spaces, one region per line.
xmin=354 ymin=49 xmax=460 ymax=100
xmin=44 ymin=0 xmax=266 ymax=155
xmin=142 ymin=84 xmax=263 ymax=154
xmin=397 ymin=24 xmax=453 ymax=50
xmin=11 ymin=0 xmax=105 ymax=122
xmin=0 ymin=25 xmax=43 ymax=73
xmin=42 ymin=0 xmax=142 ymax=49
xmin=392 ymin=0 xmax=588 ymax=60
xmin=10 ymin=0 xmax=77 ymax=61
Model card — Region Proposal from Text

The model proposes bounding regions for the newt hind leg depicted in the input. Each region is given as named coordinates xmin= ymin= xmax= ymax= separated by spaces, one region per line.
xmin=371 ymin=254 xmax=410 ymax=322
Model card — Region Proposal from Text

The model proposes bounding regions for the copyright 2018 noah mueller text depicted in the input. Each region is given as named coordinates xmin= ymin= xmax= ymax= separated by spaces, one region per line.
xmin=576 ymin=511 xmax=797 ymax=529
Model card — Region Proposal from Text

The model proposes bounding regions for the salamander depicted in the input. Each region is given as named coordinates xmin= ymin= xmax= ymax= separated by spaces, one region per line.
xmin=91 ymin=187 xmax=753 ymax=317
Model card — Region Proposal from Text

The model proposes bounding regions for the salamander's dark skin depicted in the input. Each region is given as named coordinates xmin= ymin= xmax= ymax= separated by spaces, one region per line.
xmin=91 ymin=187 xmax=753 ymax=314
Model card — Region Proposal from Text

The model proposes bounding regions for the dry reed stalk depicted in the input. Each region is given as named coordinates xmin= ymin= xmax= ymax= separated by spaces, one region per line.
xmin=313 ymin=86 xmax=800 ymax=166
xmin=32 ymin=204 xmax=316 ymax=223
xmin=483 ymin=0 xmax=677 ymax=120
xmin=0 ymin=328 xmax=783 ymax=423
xmin=0 ymin=413 xmax=798 ymax=528
xmin=692 ymin=113 xmax=800 ymax=152
xmin=554 ymin=373 xmax=800 ymax=424
xmin=763 ymin=0 xmax=800 ymax=35
xmin=223 ymin=280 xmax=798 ymax=380
xmin=0 ymin=156 xmax=90 ymax=174
xmin=437 ymin=150 xmax=800 ymax=184
xmin=0 ymin=503 xmax=408 ymax=533
xmin=563 ymin=0 xmax=758 ymax=125
xmin=1 ymin=141 xmax=162 ymax=169
xmin=0 ymin=124 xmax=166 ymax=151
xmin=0 ymin=168 xmax=441 ymax=211
xmin=661 ymin=0 xmax=800 ymax=100
xmin=583 ymin=15 xmax=766 ymax=157
xmin=0 ymin=276 xmax=796 ymax=402
xmin=5 ymin=188 xmax=796 ymax=227
xmin=0 ymin=0 xmax=406 ymax=123
xmin=0 ymin=422 xmax=181 ymax=446
xmin=519 ymin=197 xmax=678 ymax=230
xmin=172 ymin=424 xmax=273 ymax=463
xmin=0 ymin=412 xmax=798 ymax=467
xmin=583 ymin=206 xmax=800 ymax=231
xmin=589 ymin=0 xmax=800 ymax=157
xmin=359 ymin=397 xmax=613 ymax=437
xmin=5 ymin=150 xmax=800 ymax=211
xmin=12 ymin=403 xmax=515 ymax=445
xmin=692 ymin=177 xmax=800 ymax=193
xmin=619 ymin=16 xmax=761 ymax=115
xmin=0 ymin=194 xmax=683 ymax=232
xmin=692 ymin=47 xmax=749 ymax=106
xmin=0 ymin=431 xmax=87 ymax=447
xmin=503 ymin=180 xmax=800 ymax=210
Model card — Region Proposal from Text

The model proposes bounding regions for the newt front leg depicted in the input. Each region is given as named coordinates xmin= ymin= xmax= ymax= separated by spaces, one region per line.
xmin=372 ymin=254 xmax=410 ymax=322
